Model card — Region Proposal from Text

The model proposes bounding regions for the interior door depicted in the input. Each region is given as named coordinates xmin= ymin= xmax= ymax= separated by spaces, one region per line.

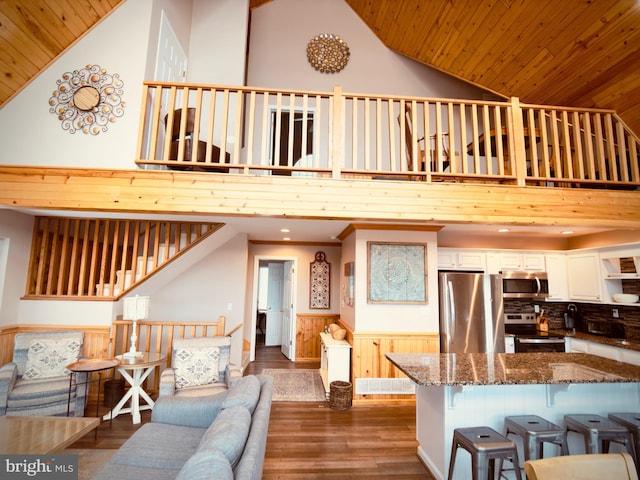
xmin=280 ymin=261 xmax=295 ymax=360
xmin=150 ymin=11 xmax=188 ymax=159
xmin=265 ymin=262 xmax=284 ymax=346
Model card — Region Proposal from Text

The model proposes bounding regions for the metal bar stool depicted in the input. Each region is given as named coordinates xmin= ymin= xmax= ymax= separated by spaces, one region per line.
xmin=609 ymin=413 xmax=640 ymax=469
xmin=505 ymin=415 xmax=569 ymax=461
xmin=448 ymin=426 xmax=522 ymax=480
xmin=565 ymin=414 xmax=636 ymax=462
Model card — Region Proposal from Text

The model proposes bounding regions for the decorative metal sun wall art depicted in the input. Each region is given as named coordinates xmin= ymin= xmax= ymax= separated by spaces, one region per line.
xmin=49 ymin=64 xmax=125 ymax=135
xmin=306 ymin=33 xmax=350 ymax=74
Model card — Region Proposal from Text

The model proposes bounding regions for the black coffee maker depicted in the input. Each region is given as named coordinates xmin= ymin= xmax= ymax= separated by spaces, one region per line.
xmin=564 ymin=304 xmax=580 ymax=331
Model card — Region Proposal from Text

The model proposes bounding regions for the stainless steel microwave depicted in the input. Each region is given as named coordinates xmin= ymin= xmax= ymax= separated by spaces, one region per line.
xmin=501 ymin=271 xmax=550 ymax=299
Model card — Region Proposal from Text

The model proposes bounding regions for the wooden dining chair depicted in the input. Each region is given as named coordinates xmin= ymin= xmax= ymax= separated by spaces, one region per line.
xmin=400 ymin=104 xmax=450 ymax=175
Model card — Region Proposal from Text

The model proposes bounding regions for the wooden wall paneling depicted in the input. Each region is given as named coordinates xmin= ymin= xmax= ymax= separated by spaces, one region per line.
xmin=295 ymin=313 xmax=340 ymax=361
xmin=349 ymin=331 xmax=439 ymax=405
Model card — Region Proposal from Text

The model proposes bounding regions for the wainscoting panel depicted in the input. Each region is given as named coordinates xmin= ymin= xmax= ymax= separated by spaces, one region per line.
xmin=348 ymin=329 xmax=439 ymax=406
xmin=295 ymin=313 xmax=340 ymax=361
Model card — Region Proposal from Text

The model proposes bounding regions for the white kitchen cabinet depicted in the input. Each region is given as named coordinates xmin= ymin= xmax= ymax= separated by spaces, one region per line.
xmin=486 ymin=251 xmax=546 ymax=273
xmin=566 ymin=337 xmax=589 ymax=353
xmin=319 ymin=332 xmax=352 ymax=398
xmin=437 ymin=248 xmax=485 ymax=271
xmin=588 ymin=342 xmax=622 ymax=361
xmin=566 ymin=337 xmax=639 ymax=363
xmin=567 ymin=252 xmax=602 ymax=301
xmin=545 ymin=253 xmax=569 ymax=301
xmin=621 ymin=348 xmax=640 ymax=366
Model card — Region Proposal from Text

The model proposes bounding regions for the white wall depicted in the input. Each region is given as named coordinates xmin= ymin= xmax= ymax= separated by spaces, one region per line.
xmin=188 ymin=0 xmax=249 ymax=84
xmin=0 ymin=211 xmax=33 ymax=325
xmin=0 ymin=0 xmax=153 ymax=170
xmin=149 ymin=232 xmax=248 ymax=365
xmin=247 ymin=0 xmax=486 ymax=99
xmin=353 ymin=229 xmax=439 ymax=333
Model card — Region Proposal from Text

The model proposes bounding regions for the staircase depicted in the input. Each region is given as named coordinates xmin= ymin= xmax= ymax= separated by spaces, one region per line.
xmin=26 ymin=217 xmax=224 ymax=299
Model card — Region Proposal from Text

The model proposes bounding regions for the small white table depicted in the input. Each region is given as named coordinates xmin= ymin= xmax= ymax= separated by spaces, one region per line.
xmin=103 ymin=352 xmax=165 ymax=425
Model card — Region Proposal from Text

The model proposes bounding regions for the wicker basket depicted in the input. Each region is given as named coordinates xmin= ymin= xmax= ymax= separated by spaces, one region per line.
xmin=329 ymin=380 xmax=352 ymax=410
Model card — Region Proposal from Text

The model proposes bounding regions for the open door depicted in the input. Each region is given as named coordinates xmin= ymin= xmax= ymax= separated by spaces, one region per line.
xmin=265 ymin=262 xmax=283 ymax=347
xmin=280 ymin=261 xmax=295 ymax=360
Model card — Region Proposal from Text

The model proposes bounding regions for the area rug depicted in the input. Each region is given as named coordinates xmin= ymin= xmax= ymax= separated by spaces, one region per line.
xmin=63 ymin=448 xmax=115 ymax=480
xmin=261 ymin=368 xmax=327 ymax=402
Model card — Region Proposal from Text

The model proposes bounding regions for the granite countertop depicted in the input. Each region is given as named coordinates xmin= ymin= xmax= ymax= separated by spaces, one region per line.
xmin=386 ymin=352 xmax=640 ymax=387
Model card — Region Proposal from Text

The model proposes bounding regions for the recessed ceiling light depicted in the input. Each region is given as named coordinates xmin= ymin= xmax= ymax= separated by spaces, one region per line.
xmin=497 ymin=228 xmax=510 ymax=233
xmin=283 ymin=237 xmax=291 ymax=241
xmin=561 ymin=230 xmax=574 ymax=235
xmin=280 ymin=228 xmax=290 ymax=233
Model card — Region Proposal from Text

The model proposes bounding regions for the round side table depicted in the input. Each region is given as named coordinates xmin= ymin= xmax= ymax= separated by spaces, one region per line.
xmin=67 ymin=358 xmax=120 ymax=436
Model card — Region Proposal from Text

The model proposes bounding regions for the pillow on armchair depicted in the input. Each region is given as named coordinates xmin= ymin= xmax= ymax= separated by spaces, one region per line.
xmin=23 ymin=337 xmax=82 ymax=379
xmin=173 ymin=345 xmax=223 ymax=389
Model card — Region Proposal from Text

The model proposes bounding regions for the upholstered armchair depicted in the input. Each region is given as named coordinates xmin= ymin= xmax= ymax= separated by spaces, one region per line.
xmin=159 ymin=336 xmax=242 ymax=398
xmin=0 ymin=331 xmax=89 ymax=417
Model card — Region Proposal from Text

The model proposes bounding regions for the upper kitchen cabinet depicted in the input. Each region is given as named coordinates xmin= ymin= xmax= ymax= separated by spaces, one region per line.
xmin=437 ymin=248 xmax=486 ymax=271
xmin=567 ymin=251 xmax=602 ymax=302
xmin=486 ymin=252 xmax=546 ymax=274
xmin=599 ymin=245 xmax=640 ymax=306
xmin=545 ymin=253 xmax=569 ymax=301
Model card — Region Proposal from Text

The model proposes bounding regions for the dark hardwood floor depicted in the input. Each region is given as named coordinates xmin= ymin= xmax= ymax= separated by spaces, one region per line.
xmin=71 ymin=334 xmax=434 ymax=479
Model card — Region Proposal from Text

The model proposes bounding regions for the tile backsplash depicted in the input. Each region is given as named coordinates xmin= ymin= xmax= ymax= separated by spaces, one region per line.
xmin=513 ymin=299 xmax=640 ymax=342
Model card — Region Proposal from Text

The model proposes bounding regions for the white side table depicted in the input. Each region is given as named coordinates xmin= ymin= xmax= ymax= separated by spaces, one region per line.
xmin=319 ymin=332 xmax=351 ymax=398
xmin=103 ymin=352 xmax=165 ymax=424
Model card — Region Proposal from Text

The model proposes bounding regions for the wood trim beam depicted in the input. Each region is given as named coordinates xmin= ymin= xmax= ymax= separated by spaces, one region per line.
xmin=0 ymin=166 xmax=638 ymax=230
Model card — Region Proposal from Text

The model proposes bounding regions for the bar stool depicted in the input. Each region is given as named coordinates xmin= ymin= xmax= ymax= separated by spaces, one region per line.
xmin=505 ymin=415 xmax=569 ymax=461
xmin=609 ymin=413 xmax=640 ymax=468
xmin=448 ymin=426 xmax=522 ymax=480
xmin=565 ymin=414 xmax=636 ymax=461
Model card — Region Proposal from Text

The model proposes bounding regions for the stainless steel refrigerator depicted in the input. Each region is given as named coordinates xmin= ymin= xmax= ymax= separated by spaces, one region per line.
xmin=439 ymin=272 xmax=505 ymax=353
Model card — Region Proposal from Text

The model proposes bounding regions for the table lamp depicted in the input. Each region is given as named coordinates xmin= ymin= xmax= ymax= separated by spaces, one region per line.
xmin=122 ymin=295 xmax=150 ymax=358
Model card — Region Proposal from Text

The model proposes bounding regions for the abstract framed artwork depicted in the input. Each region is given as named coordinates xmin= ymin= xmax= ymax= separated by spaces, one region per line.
xmin=367 ymin=242 xmax=427 ymax=304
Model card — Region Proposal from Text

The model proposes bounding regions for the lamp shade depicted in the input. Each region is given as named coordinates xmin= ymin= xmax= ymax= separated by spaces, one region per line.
xmin=123 ymin=296 xmax=150 ymax=321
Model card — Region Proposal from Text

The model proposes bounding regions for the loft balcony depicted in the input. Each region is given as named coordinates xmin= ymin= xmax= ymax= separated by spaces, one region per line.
xmin=136 ymin=82 xmax=640 ymax=190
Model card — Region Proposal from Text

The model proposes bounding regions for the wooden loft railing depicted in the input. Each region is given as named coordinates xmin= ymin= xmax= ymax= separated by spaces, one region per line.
xmin=135 ymin=81 xmax=640 ymax=189
xmin=25 ymin=217 xmax=223 ymax=299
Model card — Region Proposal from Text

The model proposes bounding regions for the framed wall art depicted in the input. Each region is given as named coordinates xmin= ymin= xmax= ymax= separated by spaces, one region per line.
xmin=367 ymin=242 xmax=427 ymax=304
xmin=343 ymin=261 xmax=354 ymax=306
xmin=310 ymin=251 xmax=330 ymax=309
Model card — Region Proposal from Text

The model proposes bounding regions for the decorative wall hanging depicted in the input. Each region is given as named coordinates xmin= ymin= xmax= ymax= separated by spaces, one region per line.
xmin=49 ymin=64 xmax=125 ymax=135
xmin=368 ymin=242 xmax=427 ymax=304
xmin=306 ymin=33 xmax=350 ymax=73
xmin=344 ymin=261 xmax=354 ymax=307
xmin=310 ymin=251 xmax=330 ymax=309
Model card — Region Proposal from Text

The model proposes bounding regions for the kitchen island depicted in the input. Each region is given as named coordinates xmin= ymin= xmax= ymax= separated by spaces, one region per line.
xmin=387 ymin=352 xmax=640 ymax=480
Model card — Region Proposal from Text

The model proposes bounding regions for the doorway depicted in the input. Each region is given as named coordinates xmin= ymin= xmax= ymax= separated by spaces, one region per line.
xmin=251 ymin=256 xmax=297 ymax=363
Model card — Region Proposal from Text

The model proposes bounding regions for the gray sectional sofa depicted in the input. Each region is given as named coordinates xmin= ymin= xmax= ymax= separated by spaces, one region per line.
xmin=93 ymin=374 xmax=274 ymax=480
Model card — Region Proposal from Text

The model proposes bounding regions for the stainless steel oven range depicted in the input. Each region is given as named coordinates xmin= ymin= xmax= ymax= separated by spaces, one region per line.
xmin=504 ymin=313 xmax=566 ymax=353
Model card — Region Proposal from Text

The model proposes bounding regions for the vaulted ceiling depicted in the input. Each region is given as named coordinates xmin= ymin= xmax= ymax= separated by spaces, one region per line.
xmin=2 ymin=0 xmax=640 ymax=132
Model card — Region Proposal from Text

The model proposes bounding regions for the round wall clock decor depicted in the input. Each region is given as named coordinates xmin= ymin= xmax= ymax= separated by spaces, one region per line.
xmin=49 ymin=64 xmax=125 ymax=135
xmin=306 ymin=33 xmax=350 ymax=74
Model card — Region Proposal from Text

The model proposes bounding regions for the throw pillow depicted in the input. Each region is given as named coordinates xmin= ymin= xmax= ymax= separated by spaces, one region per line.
xmin=198 ymin=405 xmax=251 ymax=468
xmin=23 ymin=337 xmax=82 ymax=379
xmin=176 ymin=448 xmax=232 ymax=480
xmin=173 ymin=346 xmax=221 ymax=389
xmin=221 ymin=374 xmax=261 ymax=414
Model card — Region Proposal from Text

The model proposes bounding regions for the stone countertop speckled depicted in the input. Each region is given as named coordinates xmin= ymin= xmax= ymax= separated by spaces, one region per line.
xmin=386 ymin=352 xmax=640 ymax=387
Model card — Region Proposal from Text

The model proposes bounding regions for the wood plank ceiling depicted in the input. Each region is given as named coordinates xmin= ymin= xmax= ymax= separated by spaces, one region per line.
xmin=2 ymin=0 xmax=640 ymax=133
